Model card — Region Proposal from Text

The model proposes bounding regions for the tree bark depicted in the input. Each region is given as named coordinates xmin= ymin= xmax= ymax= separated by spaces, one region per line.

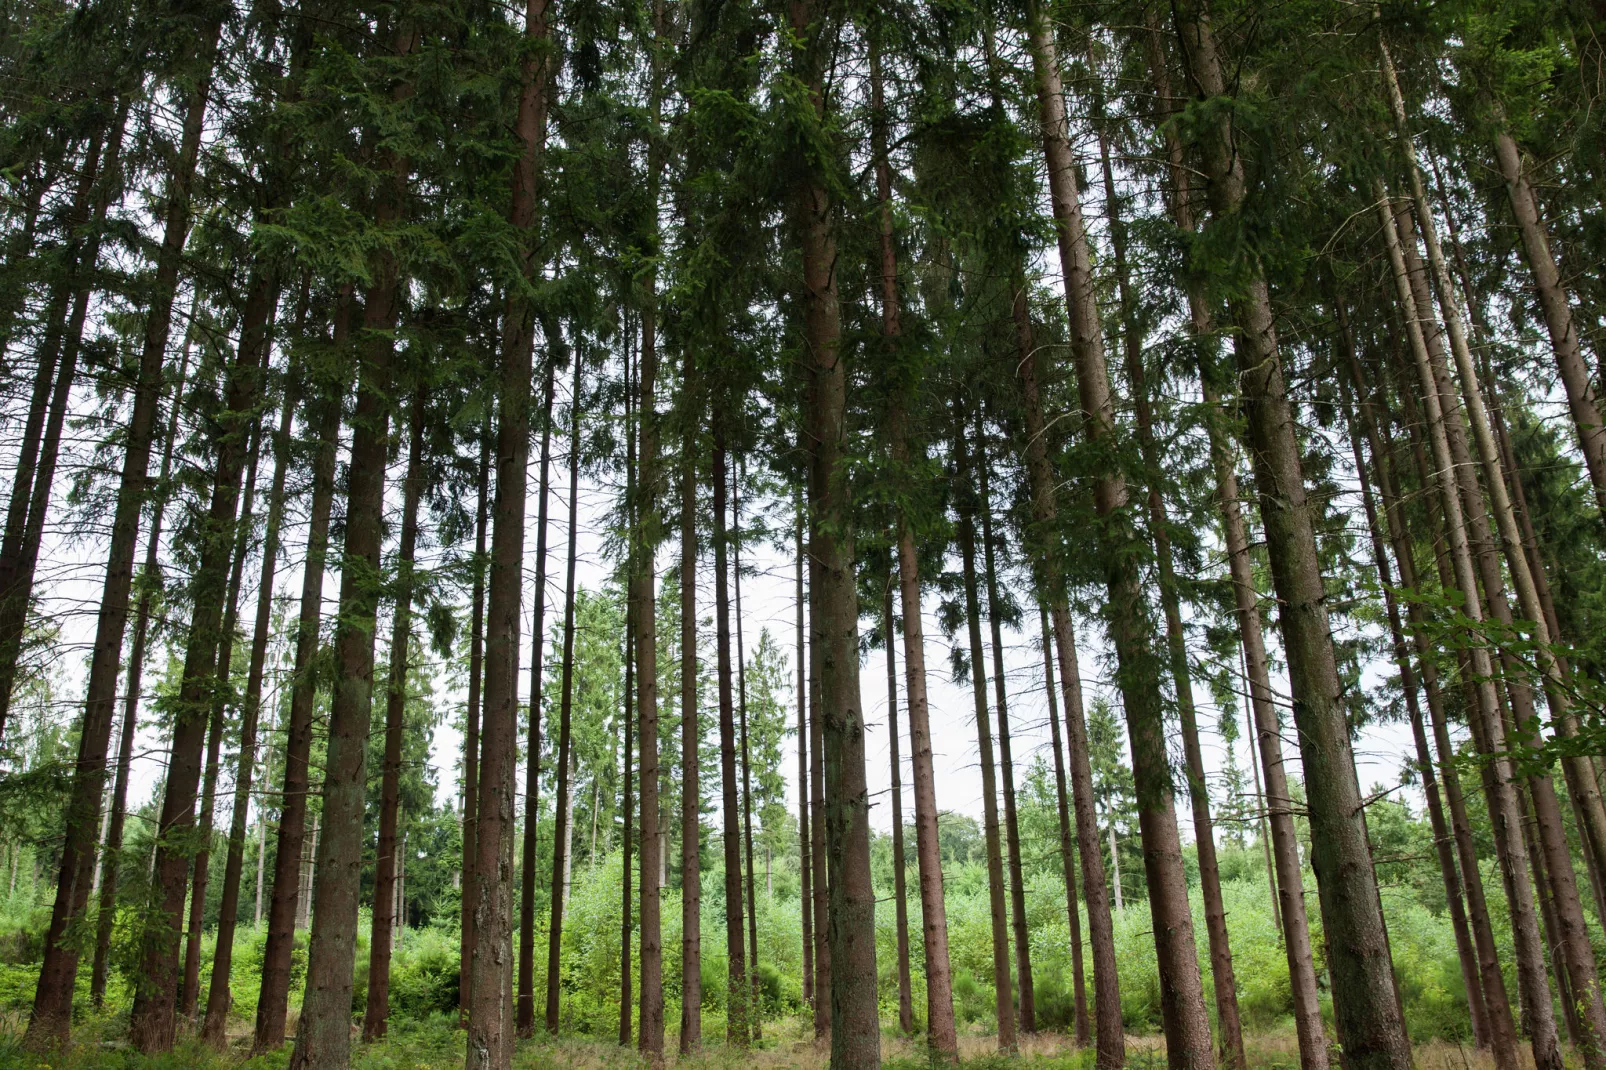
xmin=1039 ymin=607 xmax=1088 ymax=1045
xmin=883 ymin=582 xmax=914 ymax=1036
xmin=1172 ymin=7 xmax=1412 ymax=1067
xmin=621 ymin=600 xmax=635 ymax=1046
xmin=24 ymin=47 xmax=212 ymax=1042
xmin=795 ymin=507 xmax=814 ymax=1010
xmin=712 ymin=426 xmax=749 ymax=1047
xmin=362 ymin=387 xmax=427 ymax=1041
xmin=461 ymin=431 xmax=489 ymax=1024
xmin=1029 ymin=10 xmax=1213 ymax=1065
xmin=253 ymin=292 xmax=351 ymax=1055
xmin=544 ymin=353 xmax=584 ymax=1034
xmin=517 ymin=360 xmax=556 ymax=1036
xmin=953 ymin=403 xmax=1016 ymax=1054
xmin=734 ymin=468 xmax=761 ymax=1038
xmin=678 ymin=348 xmax=702 ymax=1055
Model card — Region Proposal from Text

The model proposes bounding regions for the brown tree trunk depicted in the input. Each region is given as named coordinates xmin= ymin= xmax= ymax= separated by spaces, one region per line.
xmin=795 ymin=507 xmax=814 ymax=1011
xmin=544 ymin=353 xmax=584 ymax=1034
xmin=1092 ymin=104 xmax=1242 ymax=1068
xmin=953 ymin=403 xmax=1016 ymax=1054
xmin=734 ymin=470 xmax=761 ymax=1038
xmin=202 ymin=369 xmax=299 ymax=1046
xmin=24 ymin=53 xmax=210 ymax=1043
xmin=679 ymin=347 xmax=702 ymax=1055
xmin=977 ymin=423 xmax=1033 ymax=1036
xmin=883 ymin=582 xmax=914 ymax=1036
xmin=621 ymin=603 xmax=635 ymax=1047
xmin=872 ymin=35 xmax=956 ymax=1053
xmin=517 ymin=360 xmax=556 ymax=1036
xmin=467 ymin=1 xmax=552 ymax=1061
xmin=92 ymin=332 xmax=194 ymax=1009
xmin=712 ymin=427 xmax=749 ymax=1047
xmin=253 ymin=293 xmax=351 ymax=1055
xmin=807 ymin=567 xmax=831 ymax=1045
xmin=1028 ymin=10 xmax=1213 ymax=1065
xmin=1039 ymin=608 xmax=1089 ymax=1045
xmin=362 ymin=387 xmax=427 ymax=1041
xmin=460 ymin=430 xmax=490 ymax=1026
xmin=1172 ymin=8 xmax=1412 ymax=1067
xmin=1376 ymin=183 xmax=1559 ymax=1070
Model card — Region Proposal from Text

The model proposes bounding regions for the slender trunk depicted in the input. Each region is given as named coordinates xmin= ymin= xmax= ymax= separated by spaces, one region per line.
xmin=712 ymin=427 xmax=749 ymax=1047
xmin=795 ymin=508 xmax=814 ymax=1010
xmin=203 ymin=369 xmax=298 ymax=1044
xmin=1108 ymin=827 xmax=1122 ymax=913
xmin=22 ymin=70 xmax=202 ymax=1043
xmin=517 ymin=361 xmax=556 ymax=1036
xmin=883 ymin=582 xmax=913 ymax=1036
xmin=91 ymin=336 xmax=194 ymax=1009
xmin=1029 ymin=11 xmax=1212 ymax=1064
xmin=954 ymin=403 xmax=1016 ymax=1053
xmin=873 ymin=34 xmax=956 ymax=1054
xmin=460 ymin=430 xmax=490 ymax=1025
xmin=468 ymin=2 xmax=552 ymax=1062
xmin=254 ymin=293 xmax=351 ymax=1055
xmin=543 ymin=354 xmax=583 ymax=1034
xmin=620 ymin=606 xmax=635 ymax=1046
xmin=977 ymin=422 xmax=1033 ymax=1035
xmin=734 ymin=469 xmax=761 ymax=1038
xmin=1376 ymin=182 xmax=1559 ymax=1070
xmin=1173 ymin=8 xmax=1412 ymax=1066
xmin=1340 ymin=337 xmax=1492 ymax=1050
xmin=1093 ymin=106 xmax=1242 ymax=1068
xmin=363 ymin=388 xmax=427 ymax=1041
xmin=1039 ymin=608 xmax=1089 ymax=1044
xmin=807 ymin=563 xmax=830 ymax=1044
xmin=678 ymin=348 xmax=702 ymax=1055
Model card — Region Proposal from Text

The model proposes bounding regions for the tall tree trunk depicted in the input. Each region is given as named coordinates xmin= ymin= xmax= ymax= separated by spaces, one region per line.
xmin=953 ymin=402 xmax=1016 ymax=1054
xmin=976 ymin=422 xmax=1033 ymax=1036
xmin=678 ymin=348 xmax=702 ymax=1055
xmin=1039 ymin=608 xmax=1088 ymax=1044
xmin=712 ymin=426 xmax=749 ymax=1047
xmin=1171 ymin=8 xmax=1412 ymax=1067
xmin=544 ymin=354 xmax=584 ymax=1034
xmin=1375 ymin=183 xmax=1559 ymax=1070
xmin=22 ymin=65 xmax=205 ymax=1042
xmin=91 ymin=333 xmax=194 ymax=1009
xmin=1339 ymin=329 xmax=1492 ymax=1050
xmin=203 ymin=369 xmax=299 ymax=1046
xmin=1092 ymin=103 xmax=1243 ymax=1069
xmin=871 ymin=33 xmax=956 ymax=1055
xmin=795 ymin=507 xmax=814 ymax=1011
xmin=184 ymin=408 xmax=267 ymax=1020
xmin=461 ymin=431 xmax=490 ymax=1025
xmin=517 ymin=360 xmax=557 ymax=1036
xmin=734 ymin=469 xmax=761 ymax=1039
xmin=1028 ymin=11 xmax=1213 ymax=1065
xmin=363 ymin=387 xmax=427 ymax=1041
xmin=288 ymin=98 xmax=412 ymax=1065
xmin=621 ymin=605 xmax=635 ymax=1046
xmin=882 ymin=582 xmax=913 ymax=1036
xmin=254 ymin=292 xmax=352 ymax=1055
xmin=467 ymin=1 xmax=552 ymax=1062
xmin=807 ymin=565 xmax=830 ymax=1045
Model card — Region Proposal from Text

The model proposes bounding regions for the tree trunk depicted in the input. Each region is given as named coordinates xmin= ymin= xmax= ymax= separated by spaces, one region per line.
xmin=362 ymin=387 xmax=427 ymax=1041
xmin=288 ymin=63 xmax=415 ymax=1060
xmin=883 ymin=582 xmax=914 ymax=1036
xmin=953 ymin=403 xmax=1016 ymax=1054
xmin=544 ymin=353 xmax=584 ymax=1034
xmin=1376 ymin=182 xmax=1559 ymax=1070
xmin=1171 ymin=8 xmax=1412 ymax=1067
xmin=254 ymin=292 xmax=351 ymax=1055
xmin=795 ymin=507 xmax=814 ymax=1011
xmin=517 ymin=360 xmax=556 ymax=1036
xmin=461 ymin=431 xmax=489 ymax=1025
xmin=202 ymin=371 xmax=299 ymax=1046
xmin=620 ymin=604 xmax=635 ymax=1047
xmin=1039 ymin=608 xmax=1089 ymax=1045
xmin=712 ymin=427 xmax=749 ymax=1047
xmin=807 ymin=569 xmax=830 ymax=1045
xmin=976 ymin=422 xmax=1033 ymax=1036
xmin=872 ymin=34 xmax=956 ymax=1054
xmin=23 ymin=56 xmax=210 ymax=1043
xmin=1108 ymin=827 xmax=1122 ymax=914
xmin=91 ymin=333 xmax=194 ymax=1009
xmin=734 ymin=469 xmax=761 ymax=1039
xmin=678 ymin=347 xmax=702 ymax=1055
xmin=1028 ymin=11 xmax=1213 ymax=1065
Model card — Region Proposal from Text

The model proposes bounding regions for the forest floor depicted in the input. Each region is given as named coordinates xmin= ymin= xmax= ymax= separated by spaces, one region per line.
xmin=0 ymin=1014 xmax=1504 ymax=1070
